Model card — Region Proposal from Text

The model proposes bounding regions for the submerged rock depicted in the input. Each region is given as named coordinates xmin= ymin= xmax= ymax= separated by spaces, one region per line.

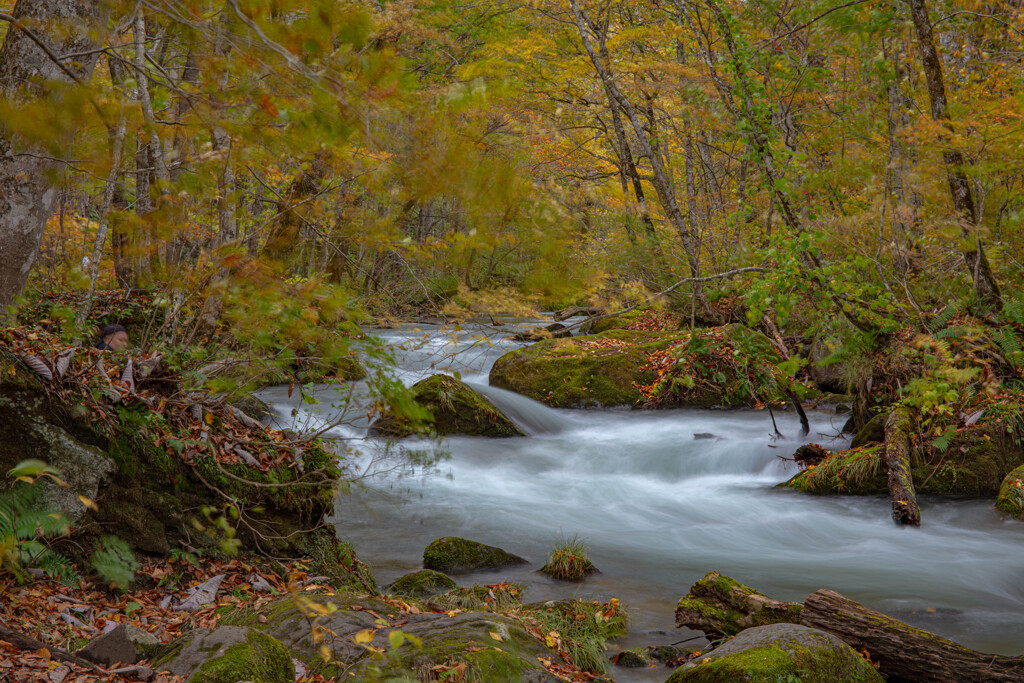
xmin=153 ymin=626 xmax=294 ymax=683
xmin=372 ymin=374 xmax=525 ymax=438
xmin=387 ymin=569 xmax=459 ymax=598
xmin=423 ymin=537 xmax=528 ymax=574
xmin=996 ymin=464 xmax=1024 ymax=518
xmin=666 ymin=623 xmax=883 ymax=682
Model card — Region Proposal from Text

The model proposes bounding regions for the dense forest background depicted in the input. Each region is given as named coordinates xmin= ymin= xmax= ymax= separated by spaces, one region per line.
xmin=2 ymin=0 xmax=1022 ymax=342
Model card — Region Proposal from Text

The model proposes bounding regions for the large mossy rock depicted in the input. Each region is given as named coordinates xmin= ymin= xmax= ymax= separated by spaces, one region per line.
xmin=784 ymin=423 xmax=1024 ymax=496
xmin=0 ymin=367 xmax=115 ymax=522
xmin=675 ymin=571 xmax=803 ymax=638
xmin=153 ymin=626 xmax=294 ymax=683
xmin=220 ymin=593 xmax=559 ymax=681
xmin=388 ymin=569 xmax=459 ymax=598
xmin=373 ymin=374 xmax=524 ymax=438
xmin=666 ymin=623 xmax=883 ymax=683
xmin=423 ymin=537 xmax=528 ymax=574
xmin=489 ymin=325 xmax=798 ymax=409
xmin=996 ymin=464 xmax=1024 ymax=518
xmin=489 ymin=329 xmax=689 ymax=407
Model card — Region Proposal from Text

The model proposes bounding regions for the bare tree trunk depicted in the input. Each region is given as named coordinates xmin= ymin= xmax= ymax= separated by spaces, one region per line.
xmin=0 ymin=0 xmax=109 ymax=311
xmin=570 ymin=0 xmax=709 ymax=314
xmin=75 ymin=82 xmax=127 ymax=329
xmin=906 ymin=0 xmax=1002 ymax=311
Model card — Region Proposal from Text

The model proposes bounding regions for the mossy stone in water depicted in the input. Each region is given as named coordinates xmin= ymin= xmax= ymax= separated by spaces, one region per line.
xmin=423 ymin=537 xmax=528 ymax=574
xmin=996 ymin=464 xmax=1024 ymax=518
xmin=666 ymin=623 xmax=883 ymax=683
xmin=388 ymin=569 xmax=458 ymax=598
xmin=374 ymin=374 xmax=524 ymax=438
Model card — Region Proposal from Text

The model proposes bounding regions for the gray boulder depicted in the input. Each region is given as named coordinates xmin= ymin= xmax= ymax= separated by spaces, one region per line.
xmin=77 ymin=624 xmax=158 ymax=667
xmin=666 ymin=623 xmax=883 ymax=682
xmin=152 ymin=626 xmax=294 ymax=683
xmin=0 ymin=377 xmax=114 ymax=522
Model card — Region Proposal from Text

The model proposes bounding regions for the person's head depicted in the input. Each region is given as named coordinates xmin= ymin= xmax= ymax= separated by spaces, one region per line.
xmin=99 ymin=324 xmax=129 ymax=351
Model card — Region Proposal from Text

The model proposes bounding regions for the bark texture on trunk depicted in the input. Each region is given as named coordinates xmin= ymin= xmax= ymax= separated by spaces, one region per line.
xmin=803 ymin=589 xmax=1024 ymax=682
xmin=0 ymin=0 xmax=108 ymax=309
xmin=884 ymin=407 xmax=921 ymax=526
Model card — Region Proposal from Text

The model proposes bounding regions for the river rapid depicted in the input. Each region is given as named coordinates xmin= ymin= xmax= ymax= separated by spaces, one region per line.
xmin=259 ymin=320 xmax=1024 ymax=681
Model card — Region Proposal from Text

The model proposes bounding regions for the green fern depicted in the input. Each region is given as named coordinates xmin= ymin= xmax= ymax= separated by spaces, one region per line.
xmin=931 ymin=425 xmax=957 ymax=453
xmin=0 ymin=482 xmax=78 ymax=585
xmin=934 ymin=326 xmax=966 ymax=340
xmin=929 ymin=305 xmax=959 ymax=333
xmin=1003 ymin=296 xmax=1024 ymax=326
xmin=90 ymin=535 xmax=139 ymax=590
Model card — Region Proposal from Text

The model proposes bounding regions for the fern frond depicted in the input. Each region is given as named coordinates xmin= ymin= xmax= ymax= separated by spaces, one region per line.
xmin=929 ymin=305 xmax=958 ymax=333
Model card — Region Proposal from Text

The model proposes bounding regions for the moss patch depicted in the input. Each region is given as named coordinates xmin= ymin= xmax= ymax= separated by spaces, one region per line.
xmin=373 ymin=374 xmax=524 ymax=438
xmin=423 ymin=537 xmax=527 ymax=574
xmin=191 ymin=630 xmax=294 ymax=683
xmin=996 ymin=463 xmax=1024 ymax=518
xmin=388 ymin=569 xmax=458 ymax=598
xmin=489 ymin=329 xmax=690 ymax=407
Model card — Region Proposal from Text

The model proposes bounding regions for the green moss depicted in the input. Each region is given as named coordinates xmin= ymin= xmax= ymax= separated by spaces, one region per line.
xmin=489 ymin=329 xmax=689 ymax=407
xmin=388 ymin=569 xmax=458 ymax=598
xmin=851 ymin=412 xmax=889 ymax=448
xmin=675 ymin=572 xmax=803 ymax=637
xmin=374 ymin=374 xmax=524 ymax=438
xmin=996 ymin=464 xmax=1024 ymax=518
xmin=785 ymin=423 xmax=1024 ymax=497
xmin=667 ymin=635 xmax=883 ymax=683
xmin=191 ymin=630 xmax=294 ymax=683
xmin=422 ymin=537 xmax=527 ymax=574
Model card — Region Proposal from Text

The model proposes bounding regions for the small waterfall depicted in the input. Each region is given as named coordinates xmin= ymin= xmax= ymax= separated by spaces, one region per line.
xmin=470 ymin=382 xmax=569 ymax=435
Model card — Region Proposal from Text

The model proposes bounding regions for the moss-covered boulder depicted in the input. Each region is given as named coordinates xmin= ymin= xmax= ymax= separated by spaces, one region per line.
xmin=423 ymin=537 xmax=528 ymax=574
xmin=489 ymin=325 xmax=801 ymax=409
xmin=387 ymin=569 xmax=459 ymax=598
xmin=675 ymin=571 xmax=803 ymax=638
xmin=373 ymin=374 xmax=524 ymax=437
xmin=784 ymin=423 xmax=1024 ymax=496
xmin=153 ymin=626 xmax=294 ymax=683
xmin=996 ymin=464 xmax=1024 ymax=518
xmin=220 ymin=592 xmax=559 ymax=681
xmin=489 ymin=329 xmax=689 ymax=407
xmin=666 ymin=623 xmax=883 ymax=683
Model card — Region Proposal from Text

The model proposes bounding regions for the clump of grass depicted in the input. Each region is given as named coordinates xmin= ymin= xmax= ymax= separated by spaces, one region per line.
xmin=433 ymin=582 xmax=524 ymax=612
xmin=528 ymin=598 xmax=627 ymax=674
xmin=539 ymin=535 xmax=597 ymax=581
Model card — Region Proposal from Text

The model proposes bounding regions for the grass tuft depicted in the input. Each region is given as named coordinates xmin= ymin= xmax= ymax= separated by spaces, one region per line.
xmin=539 ymin=535 xmax=597 ymax=581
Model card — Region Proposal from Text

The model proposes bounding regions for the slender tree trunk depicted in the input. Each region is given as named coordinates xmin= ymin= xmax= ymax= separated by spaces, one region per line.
xmin=570 ymin=0 xmax=708 ymax=313
xmin=0 ymin=0 xmax=109 ymax=311
xmin=75 ymin=84 xmax=127 ymax=329
xmin=906 ymin=0 xmax=1002 ymax=311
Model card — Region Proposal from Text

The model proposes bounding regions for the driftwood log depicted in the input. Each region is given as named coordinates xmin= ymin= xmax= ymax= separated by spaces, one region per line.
xmin=802 ymin=589 xmax=1024 ymax=682
xmin=884 ymin=408 xmax=921 ymax=526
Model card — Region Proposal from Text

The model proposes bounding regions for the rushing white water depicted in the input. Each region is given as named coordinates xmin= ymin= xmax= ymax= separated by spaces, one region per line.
xmin=260 ymin=322 xmax=1024 ymax=680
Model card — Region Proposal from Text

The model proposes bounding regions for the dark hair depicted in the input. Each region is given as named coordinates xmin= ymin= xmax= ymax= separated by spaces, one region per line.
xmin=99 ymin=324 xmax=127 ymax=338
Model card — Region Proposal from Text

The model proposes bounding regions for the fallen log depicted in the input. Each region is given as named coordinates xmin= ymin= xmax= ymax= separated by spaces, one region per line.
xmin=674 ymin=571 xmax=803 ymax=637
xmin=802 ymin=589 xmax=1024 ymax=682
xmin=884 ymin=407 xmax=920 ymax=526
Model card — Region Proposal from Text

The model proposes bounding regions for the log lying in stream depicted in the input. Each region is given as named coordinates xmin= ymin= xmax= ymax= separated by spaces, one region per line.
xmin=674 ymin=571 xmax=803 ymax=637
xmin=802 ymin=589 xmax=1024 ymax=682
xmin=884 ymin=407 xmax=921 ymax=526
